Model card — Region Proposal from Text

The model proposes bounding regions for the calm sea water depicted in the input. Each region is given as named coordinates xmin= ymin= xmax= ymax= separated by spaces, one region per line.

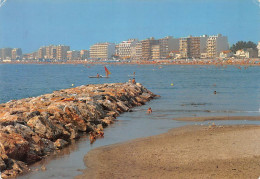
xmin=0 ymin=64 xmax=260 ymax=179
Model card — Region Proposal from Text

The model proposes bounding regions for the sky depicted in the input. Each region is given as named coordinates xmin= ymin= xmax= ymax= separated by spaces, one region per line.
xmin=0 ymin=0 xmax=259 ymax=53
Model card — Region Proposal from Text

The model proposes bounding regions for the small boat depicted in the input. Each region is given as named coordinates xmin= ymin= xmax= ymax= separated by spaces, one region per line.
xmin=88 ymin=75 xmax=110 ymax=78
xmin=89 ymin=66 xmax=111 ymax=78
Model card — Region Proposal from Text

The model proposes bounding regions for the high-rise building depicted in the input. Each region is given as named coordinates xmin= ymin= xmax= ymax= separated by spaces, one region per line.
xmin=131 ymin=42 xmax=142 ymax=60
xmin=158 ymin=36 xmax=179 ymax=59
xmin=80 ymin=50 xmax=89 ymax=60
xmin=11 ymin=48 xmax=22 ymax=60
xmin=207 ymin=34 xmax=229 ymax=58
xmin=117 ymin=39 xmax=138 ymax=59
xmin=45 ymin=45 xmax=57 ymax=59
xmin=38 ymin=47 xmax=46 ymax=59
xmin=180 ymin=36 xmax=200 ymax=59
xmin=67 ymin=50 xmax=81 ymax=60
xmin=151 ymin=44 xmax=161 ymax=59
xmin=57 ymin=45 xmax=70 ymax=60
xmin=90 ymin=42 xmax=115 ymax=59
xmin=179 ymin=35 xmax=208 ymax=59
xmin=1 ymin=48 xmax=12 ymax=60
xmin=141 ymin=37 xmax=159 ymax=60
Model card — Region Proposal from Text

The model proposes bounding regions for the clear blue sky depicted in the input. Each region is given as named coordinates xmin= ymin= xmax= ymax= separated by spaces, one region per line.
xmin=0 ymin=0 xmax=259 ymax=53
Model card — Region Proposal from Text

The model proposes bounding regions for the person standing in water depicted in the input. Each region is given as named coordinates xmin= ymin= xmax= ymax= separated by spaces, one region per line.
xmin=147 ymin=107 xmax=152 ymax=114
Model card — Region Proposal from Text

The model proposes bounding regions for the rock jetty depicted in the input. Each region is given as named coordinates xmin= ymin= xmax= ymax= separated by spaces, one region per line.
xmin=0 ymin=82 xmax=157 ymax=178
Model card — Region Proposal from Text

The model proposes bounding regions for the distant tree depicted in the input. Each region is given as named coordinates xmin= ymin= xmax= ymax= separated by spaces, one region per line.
xmin=230 ymin=41 xmax=257 ymax=53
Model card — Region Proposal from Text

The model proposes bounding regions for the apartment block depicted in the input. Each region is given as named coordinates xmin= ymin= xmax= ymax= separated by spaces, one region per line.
xmin=11 ymin=48 xmax=22 ymax=60
xmin=57 ymin=45 xmax=70 ymax=60
xmin=131 ymin=42 xmax=142 ymax=60
xmin=1 ymin=48 xmax=12 ymax=60
xmin=67 ymin=50 xmax=81 ymax=60
xmin=117 ymin=39 xmax=138 ymax=59
xmin=45 ymin=45 xmax=57 ymax=59
xmin=151 ymin=44 xmax=161 ymax=59
xmin=159 ymin=36 xmax=179 ymax=59
xmin=90 ymin=42 xmax=115 ymax=59
xmin=80 ymin=50 xmax=89 ymax=60
xmin=207 ymin=34 xmax=229 ymax=58
xmin=38 ymin=47 xmax=46 ymax=59
xmin=141 ymin=37 xmax=159 ymax=60
xmin=179 ymin=35 xmax=208 ymax=59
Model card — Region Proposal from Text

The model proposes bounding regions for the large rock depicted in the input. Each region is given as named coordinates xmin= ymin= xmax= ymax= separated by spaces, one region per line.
xmin=54 ymin=139 xmax=69 ymax=149
xmin=0 ymin=132 xmax=29 ymax=161
xmin=27 ymin=116 xmax=63 ymax=140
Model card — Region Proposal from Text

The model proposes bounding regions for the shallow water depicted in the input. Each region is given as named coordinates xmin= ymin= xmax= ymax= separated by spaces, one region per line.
xmin=0 ymin=64 xmax=259 ymax=178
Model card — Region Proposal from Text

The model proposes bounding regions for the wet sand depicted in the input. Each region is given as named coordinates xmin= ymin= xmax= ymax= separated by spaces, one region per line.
xmin=77 ymin=124 xmax=260 ymax=179
xmin=174 ymin=115 xmax=260 ymax=121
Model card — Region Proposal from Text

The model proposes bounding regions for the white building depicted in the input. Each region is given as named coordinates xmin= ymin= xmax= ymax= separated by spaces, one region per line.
xmin=235 ymin=48 xmax=258 ymax=58
xmin=207 ymin=34 xmax=229 ymax=58
xmin=90 ymin=42 xmax=115 ymax=60
xmin=219 ymin=50 xmax=233 ymax=58
xmin=117 ymin=39 xmax=138 ymax=59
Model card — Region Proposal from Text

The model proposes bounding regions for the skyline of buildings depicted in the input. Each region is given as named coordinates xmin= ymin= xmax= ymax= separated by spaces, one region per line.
xmin=0 ymin=34 xmax=259 ymax=62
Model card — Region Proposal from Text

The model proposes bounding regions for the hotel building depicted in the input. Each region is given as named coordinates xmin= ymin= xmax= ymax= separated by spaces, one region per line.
xmin=11 ymin=48 xmax=22 ymax=60
xmin=67 ymin=50 xmax=81 ymax=60
xmin=1 ymin=48 xmax=12 ymax=60
xmin=207 ymin=34 xmax=229 ymax=58
xmin=80 ymin=50 xmax=90 ymax=60
xmin=57 ymin=45 xmax=70 ymax=60
xmin=90 ymin=42 xmax=115 ymax=59
xmin=117 ymin=39 xmax=138 ymax=59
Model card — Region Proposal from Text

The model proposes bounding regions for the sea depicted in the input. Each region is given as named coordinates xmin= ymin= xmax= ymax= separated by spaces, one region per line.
xmin=0 ymin=64 xmax=259 ymax=179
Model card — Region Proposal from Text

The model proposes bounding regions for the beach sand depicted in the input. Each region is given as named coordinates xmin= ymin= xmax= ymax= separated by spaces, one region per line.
xmin=174 ymin=115 xmax=260 ymax=122
xmin=77 ymin=124 xmax=260 ymax=179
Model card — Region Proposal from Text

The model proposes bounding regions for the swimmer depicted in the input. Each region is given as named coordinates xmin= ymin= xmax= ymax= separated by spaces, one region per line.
xmin=147 ymin=107 xmax=152 ymax=114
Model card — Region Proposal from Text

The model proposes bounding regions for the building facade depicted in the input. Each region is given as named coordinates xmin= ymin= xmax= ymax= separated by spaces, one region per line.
xmin=45 ymin=45 xmax=57 ymax=59
xmin=80 ymin=50 xmax=89 ymax=60
xmin=131 ymin=42 xmax=142 ymax=60
xmin=158 ymin=36 xmax=180 ymax=59
xmin=90 ymin=42 xmax=115 ymax=59
xmin=57 ymin=45 xmax=70 ymax=60
xmin=235 ymin=48 xmax=258 ymax=58
xmin=38 ymin=47 xmax=46 ymax=59
xmin=117 ymin=39 xmax=138 ymax=59
xmin=207 ymin=34 xmax=229 ymax=58
xmin=141 ymin=38 xmax=159 ymax=60
xmin=257 ymin=41 xmax=260 ymax=57
xmin=179 ymin=36 xmax=201 ymax=59
xmin=67 ymin=50 xmax=81 ymax=60
xmin=11 ymin=48 xmax=22 ymax=60
xmin=1 ymin=48 xmax=12 ymax=60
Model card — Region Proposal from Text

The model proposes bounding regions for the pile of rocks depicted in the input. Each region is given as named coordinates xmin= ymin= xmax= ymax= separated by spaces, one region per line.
xmin=0 ymin=82 xmax=157 ymax=178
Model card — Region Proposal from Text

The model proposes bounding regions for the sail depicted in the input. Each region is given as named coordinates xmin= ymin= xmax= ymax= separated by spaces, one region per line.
xmin=104 ymin=66 xmax=111 ymax=76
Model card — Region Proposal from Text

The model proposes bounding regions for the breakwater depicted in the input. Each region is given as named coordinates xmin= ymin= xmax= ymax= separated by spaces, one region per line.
xmin=0 ymin=82 xmax=157 ymax=178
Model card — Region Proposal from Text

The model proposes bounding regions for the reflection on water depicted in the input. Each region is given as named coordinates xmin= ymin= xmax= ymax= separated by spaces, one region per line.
xmin=0 ymin=64 xmax=259 ymax=178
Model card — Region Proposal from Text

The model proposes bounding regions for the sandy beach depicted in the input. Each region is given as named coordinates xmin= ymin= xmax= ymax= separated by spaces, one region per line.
xmin=77 ymin=124 xmax=260 ymax=179
xmin=174 ymin=115 xmax=260 ymax=122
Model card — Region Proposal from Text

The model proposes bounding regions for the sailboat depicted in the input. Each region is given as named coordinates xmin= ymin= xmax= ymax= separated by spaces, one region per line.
xmin=89 ymin=66 xmax=111 ymax=78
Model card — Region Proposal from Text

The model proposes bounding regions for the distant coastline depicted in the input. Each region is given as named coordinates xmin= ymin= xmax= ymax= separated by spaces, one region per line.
xmin=0 ymin=58 xmax=260 ymax=66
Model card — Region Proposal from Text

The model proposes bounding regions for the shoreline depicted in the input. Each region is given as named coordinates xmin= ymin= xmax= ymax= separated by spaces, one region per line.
xmin=0 ymin=58 xmax=260 ymax=66
xmin=174 ymin=115 xmax=260 ymax=121
xmin=77 ymin=117 xmax=260 ymax=179
xmin=0 ymin=82 xmax=157 ymax=178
